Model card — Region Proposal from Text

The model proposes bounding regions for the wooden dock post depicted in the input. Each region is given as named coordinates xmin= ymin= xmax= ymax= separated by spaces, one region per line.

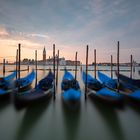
xmin=80 ymin=65 xmax=82 ymax=72
xmin=130 ymin=54 xmax=133 ymax=79
xmin=18 ymin=44 xmax=21 ymax=80
xmin=3 ymin=59 xmax=5 ymax=77
xmin=35 ymin=50 xmax=37 ymax=87
xmin=53 ymin=44 xmax=56 ymax=99
xmin=117 ymin=41 xmax=120 ymax=92
xmin=16 ymin=49 xmax=18 ymax=79
xmin=94 ymin=49 xmax=96 ymax=79
xmin=27 ymin=65 xmax=29 ymax=73
xmin=56 ymin=50 xmax=59 ymax=87
xmin=85 ymin=45 xmax=89 ymax=99
xmin=75 ymin=51 xmax=78 ymax=81
xmin=111 ymin=55 xmax=113 ymax=78
xmin=18 ymin=43 xmax=21 ymax=91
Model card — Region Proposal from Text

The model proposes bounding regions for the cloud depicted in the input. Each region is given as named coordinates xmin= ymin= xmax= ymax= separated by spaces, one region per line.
xmin=0 ymin=0 xmax=140 ymax=63
xmin=0 ymin=26 xmax=9 ymax=36
xmin=29 ymin=33 xmax=50 ymax=39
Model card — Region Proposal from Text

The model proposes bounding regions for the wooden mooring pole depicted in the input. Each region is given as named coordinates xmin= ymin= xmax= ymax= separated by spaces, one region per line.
xmin=94 ymin=49 xmax=96 ymax=79
xmin=75 ymin=51 xmax=78 ymax=81
xmin=3 ymin=59 xmax=5 ymax=77
xmin=18 ymin=43 xmax=21 ymax=91
xmin=16 ymin=49 xmax=18 ymax=79
xmin=27 ymin=65 xmax=29 ymax=73
xmin=53 ymin=44 xmax=56 ymax=99
xmin=130 ymin=54 xmax=133 ymax=79
xmin=85 ymin=45 xmax=89 ymax=99
xmin=35 ymin=50 xmax=37 ymax=87
xmin=18 ymin=44 xmax=21 ymax=80
xmin=56 ymin=50 xmax=59 ymax=87
xmin=117 ymin=41 xmax=120 ymax=92
xmin=111 ymin=55 xmax=113 ymax=79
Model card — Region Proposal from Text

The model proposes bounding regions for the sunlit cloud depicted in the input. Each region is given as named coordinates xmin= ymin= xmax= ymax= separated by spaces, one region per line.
xmin=0 ymin=26 xmax=9 ymax=36
xmin=0 ymin=0 xmax=140 ymax=63
xmin=29 ymin=33 xmax=50 ymax=39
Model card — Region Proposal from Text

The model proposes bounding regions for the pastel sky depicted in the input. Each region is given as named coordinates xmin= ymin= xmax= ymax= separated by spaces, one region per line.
xmin=0 ymin=0 xmax=140 ymax=64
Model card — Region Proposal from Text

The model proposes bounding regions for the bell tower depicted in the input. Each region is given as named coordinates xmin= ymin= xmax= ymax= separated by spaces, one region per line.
xmin=43 ymin=47 xmax=46 ymax=62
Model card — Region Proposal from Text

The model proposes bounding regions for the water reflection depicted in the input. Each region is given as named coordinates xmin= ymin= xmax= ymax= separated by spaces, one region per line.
xmin=127 ymin=102 xmax=140 ymax=115
xmin=15 ymin=99 xmax=52 ymax=140
xmin=61 ymin=99 xmax=81 ymax=140
xmin=0 ymin=98 xmax=10 ymax=112
xmin=89 ymin=98 xmax=125 ymax=140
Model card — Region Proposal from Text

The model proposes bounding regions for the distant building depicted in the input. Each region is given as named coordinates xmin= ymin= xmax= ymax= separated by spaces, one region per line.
xmin=66 ymin=60 xmax=81 ymax=66
xmin=43 ymin=47 xmax=46 ymax=64
xmin=46 ymin=55 xmax=66 ymax=65
xmin=20 ymin=47 xmax=81 ymax=66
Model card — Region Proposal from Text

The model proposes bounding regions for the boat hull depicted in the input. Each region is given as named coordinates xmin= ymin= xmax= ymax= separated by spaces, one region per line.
xmin=14 ymin=88 xmax=53 ymax=108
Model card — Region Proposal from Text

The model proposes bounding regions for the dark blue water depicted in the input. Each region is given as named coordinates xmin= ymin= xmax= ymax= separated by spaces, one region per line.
xmin=0 ymin=65 xmax=140 ymax=140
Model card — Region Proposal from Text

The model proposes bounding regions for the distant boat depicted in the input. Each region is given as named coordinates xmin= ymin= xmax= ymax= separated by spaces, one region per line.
xmin=0 ymin=71 xmax=16 ymax=98
xmin=82 ymin=71 xmax=123 ymax=104
xmin=98 ymin=71 xmax=140 ymax=101
xmin=61 ymin=69 xmax=81 ymax=104
xmin=14 ymin=70 xmax=54 ymax=107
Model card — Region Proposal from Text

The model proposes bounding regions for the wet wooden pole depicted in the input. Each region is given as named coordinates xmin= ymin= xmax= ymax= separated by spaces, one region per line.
xmin=85 ymin=45 xmax=89 ymax=99
xmin=94 ymin=49 xmax=96 ymax=79
xmin=75 ymin=51 xmax=78 ymax=81
xmin=35 ymin=50 xmax=37 ymax=87
xmin=18 ymin=44 xmax=21 ymax=91
xmin=3 ymin=59 xmax=5 ymax=77
xmin=117 ymin=41 xmax=120 ymax=92
xmin=80 ymin=64 xmax=82 ymax=72
xmin=111 ymin=55 xmax=113 ymax=78
xmin=27 ymin=65 xmax=29 ymax=73
xmin=18 ymin=44 xmax=21 ymax=80
xmin=16 ymin=49 xmax=18 ymax=79
xmin=53 ymin=44 xmax=56 ymax=99
xmin=56 ymin=50 xmax=59 ymax=87
xmin=130 ymin=54 xmax=133 ymax=79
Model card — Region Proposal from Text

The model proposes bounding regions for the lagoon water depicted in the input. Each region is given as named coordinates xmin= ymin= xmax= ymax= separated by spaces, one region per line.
xmin=0 ymin=65 xmax=140 ymax=140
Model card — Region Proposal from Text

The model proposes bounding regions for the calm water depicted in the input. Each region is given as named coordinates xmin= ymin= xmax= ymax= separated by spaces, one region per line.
xmin=0 ymin=65 xmax=140 ymax=140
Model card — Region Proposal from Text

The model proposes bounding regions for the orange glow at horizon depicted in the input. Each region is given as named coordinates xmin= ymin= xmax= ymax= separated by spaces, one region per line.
xmin=0 ymin=38 xmax=140 ymax=64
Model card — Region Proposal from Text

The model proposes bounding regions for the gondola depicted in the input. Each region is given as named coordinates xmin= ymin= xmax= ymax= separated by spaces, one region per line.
xmin=98 ymin=71 xmax=140 ymax=102
xmin=0 ymin=71 xmax=16 ymax=84
xmin=15 ymin=69 xmax=35 ymax=92
xmin=61 ymin=69 xmax=81 ymax=104
xmin=82 ymin=71 xmax=123 ymax=104
xmin=0 ymin=71 xmax=16 ymax=98
xmin=116 ymin=72 xmax=140 ymax=88
xmin=98 ymin=71 xmax=135 ymax=91
xmin=14 ymin=70 xmax=54 ymax=107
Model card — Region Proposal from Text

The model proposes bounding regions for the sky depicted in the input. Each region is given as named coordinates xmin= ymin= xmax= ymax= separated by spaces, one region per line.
xmin=0 ymin=0 xmax=140 ymax=64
